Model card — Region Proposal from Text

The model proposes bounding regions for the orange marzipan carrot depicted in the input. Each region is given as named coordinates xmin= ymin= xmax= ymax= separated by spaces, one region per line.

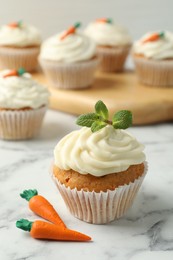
xmin=16 ymin=219 xmax=91 ymax=242
xmin=96 ymin=18 xmax=107 ymax=23
xmin=60 ymin=26 xmax=75 ymax=40
xmin=8 ymin=22 xmax=18 ymax=28
xmin=60 ymin=22 xmax=81 ymax=40
xmin=20 ymin=189 xmax=66 ymax=228
xmin=3 ymin=70 xmax=18 ymax=78
xmin=142 ymin=32 xmax=164 ymax=44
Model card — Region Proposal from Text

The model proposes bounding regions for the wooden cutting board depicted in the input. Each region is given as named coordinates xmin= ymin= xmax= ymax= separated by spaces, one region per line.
xmin=33 ymin=70 xmax=173 ymax=125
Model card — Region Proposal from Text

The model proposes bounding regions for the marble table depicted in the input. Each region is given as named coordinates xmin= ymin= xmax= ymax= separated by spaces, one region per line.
xmin=0 ymin=109 xmax=173 ymax=260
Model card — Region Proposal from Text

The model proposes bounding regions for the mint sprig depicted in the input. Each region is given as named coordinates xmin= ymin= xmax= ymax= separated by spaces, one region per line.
xmin=95 ymin=100 xmax=109 ymax=120
xmin=113 ymin=110 xmax=132 ymax=129
xmin=76 ymin=100 xmax=132 ymax=133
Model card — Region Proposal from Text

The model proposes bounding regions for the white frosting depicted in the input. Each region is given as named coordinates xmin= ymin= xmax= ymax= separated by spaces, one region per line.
xmin=54 ymin=125 xmax=145 ymax=177
xmin=133 ymin=31 xmax=173 ymax=60
xmin=40 ymin=31 xmax=96 ymax=63
xmin=85 ymin=22 xmax=132 ymax=47
xmin=0 ymin=71 xmax=49 ymax=109
xmin=0 ymin=23 xmax=41 ymax=47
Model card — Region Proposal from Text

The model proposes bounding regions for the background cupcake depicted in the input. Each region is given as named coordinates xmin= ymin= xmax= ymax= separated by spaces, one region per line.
xmin=0 ymin=21 xmax=41 ymax=71
xmin=0 ymin=69 xmax=49 ymax=140
xmin=85 ymin=18 xmax=132 ymax=72
xmin=39 ymin=22 xmax=99 ymax=90
xmin=52 ymin=101 xmax=147 ymax=224
xmin=133 ymin=30 xmax=173 ymax=87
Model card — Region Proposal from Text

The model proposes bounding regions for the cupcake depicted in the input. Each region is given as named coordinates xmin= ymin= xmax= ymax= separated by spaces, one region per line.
xmin=0 ymin=21 xmax=41 ymax=71
xmin=0 ymin=68 xmax=49 ymax=140
xmin=51 ymin=100 xmax=147 ymax=224
xmin=39 ymin=22 xmax=99 ymax=89
xmin=85 ymin=18 xmax=132 ymax=72
xmin=133 ymin=31 xmax=173 ymax=87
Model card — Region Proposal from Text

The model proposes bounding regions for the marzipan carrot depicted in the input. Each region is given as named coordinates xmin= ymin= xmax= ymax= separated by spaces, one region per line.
xmin=60 ymin=22 xmax=81 ymax=40
xmin=3 ymin=70 xmax=18 ymax=78
xmin=8 ymin=20 xmax=22 ymax=28
xmin=96 ymin=18 xmax=112 ymax=24
xmin=16 ymin=219 xmax=91 ymax=242
xmin=3 ymin=68 xmax=26 ymax=78
xmin=142 ymin=32 xmax=164 ymax=44
xmin=20 ymin=189 xmax=66 ymax=228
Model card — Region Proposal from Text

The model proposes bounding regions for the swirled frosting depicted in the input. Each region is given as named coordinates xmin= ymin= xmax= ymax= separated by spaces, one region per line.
xmin=54 ymin=125 xmax=145 ymax=176
xmin=133 ymin=31 xmax=173 ymax=60
xmin=0 ymin=71 xmax=49 ymax=109
xmin=0 ymin=23 xmax=41 ymax=47
xmin=40 ymin=32 xmax=96 ymax=63
xmin=85 ymin=22 xmax=132 ymax=47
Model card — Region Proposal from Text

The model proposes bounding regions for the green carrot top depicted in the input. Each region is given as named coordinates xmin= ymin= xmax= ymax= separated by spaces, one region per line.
xmin=20 ymin=189 xmax=38 ymax=201
xmin=16 ymin=219 xmax=33 ymax=232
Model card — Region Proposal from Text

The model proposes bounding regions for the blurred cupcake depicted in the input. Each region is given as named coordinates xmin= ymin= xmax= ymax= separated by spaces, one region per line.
xmin=0 ymin=21 xmax=41 ymax=71
xmin=133 ymin=31 xmax=173 ymax=87
xmin=85 ymin=18 xmax=132 ymax=72
xmin=0 ymin=68 xmax=49 ymax=140
xmin=39 ymin=22 xmax=98 ymax=90
xmin=52 ymin=100 xmax=147 ymax=224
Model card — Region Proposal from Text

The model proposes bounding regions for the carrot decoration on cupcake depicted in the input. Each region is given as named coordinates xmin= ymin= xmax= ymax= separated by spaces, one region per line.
xmin=8 ymin=20 xmax=22 ymax=28
xmin=142 ymin=32 xmax=164 ymax=44
xmin=3 ymin=68 xmax=26 ymax=78
xmin=20 ymin=189 xmax=66 ymax=228
xmin=96 ymin=18 xmax=113 ymax=24
xmin=16 ymin=219 xmax=91 ymax=242
xmin=60 ymin=22 xmax=81 ymax=40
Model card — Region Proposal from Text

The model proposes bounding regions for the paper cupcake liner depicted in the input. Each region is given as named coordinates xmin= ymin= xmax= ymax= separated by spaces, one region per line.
xmin=0 ymin=46 xmax=40 ymax=72
xmin=39 ymin=57 xmax=99 ymax=90
xmin=96 ymin=45 xmax=131 ymax=72
xmin=51 ymin=162 xmax=147 ymax=224
xmin=133 ymin=56 xmax=173 ymax=87
xmin=0 ymin=106 xmax=47 ymax=140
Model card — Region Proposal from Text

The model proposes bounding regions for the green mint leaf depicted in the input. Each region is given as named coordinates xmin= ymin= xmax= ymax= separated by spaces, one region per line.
xmin=112 ymin=110 xmax=132 ymax=129
xmin=91 ymin=121 xmax=107 ymax=132
xmin=95 ymin=100 xmax=109 ymax=120
xmin=76 ymin=113 xmax=99 ymax=127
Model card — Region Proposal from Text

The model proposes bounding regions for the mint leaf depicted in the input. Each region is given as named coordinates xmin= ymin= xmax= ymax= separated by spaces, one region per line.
xmin=112 ymin=110 xmax=132 ymax=129
xmin=91 ymin=121 xmax=107 ymax=133
xmin=95 ymin=100 xmax=109 ymax=119
xmin=76 ymin=113 xmax=99 ymax=127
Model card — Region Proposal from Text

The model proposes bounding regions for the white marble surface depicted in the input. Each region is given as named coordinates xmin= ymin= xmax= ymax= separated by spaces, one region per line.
xmin=0 ymin=109 xmax=173 ymax=260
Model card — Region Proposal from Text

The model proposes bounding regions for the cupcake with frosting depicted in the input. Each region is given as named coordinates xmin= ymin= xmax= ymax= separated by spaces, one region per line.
xmin=0 ymin=21 xmax=41 ymax=71
xmin=0 ymin=68 xmax=49 ymax=140
xmin=39 ymin=22 xmax=98 ymax=89
xmin=133 ymin=30 xmax=173 ymax=87
xmin=85 ymin=18 xmax=132 ymax=72
xmin=52 ymin=100 xmax=147 ymax=224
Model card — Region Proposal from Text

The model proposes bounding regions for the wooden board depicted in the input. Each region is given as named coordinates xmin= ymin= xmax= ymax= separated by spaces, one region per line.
xmin=33 ymin=71 xmax=173 ymax=125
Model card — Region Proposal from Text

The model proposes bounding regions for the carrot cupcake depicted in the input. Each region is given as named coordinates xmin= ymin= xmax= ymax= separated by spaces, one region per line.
xmin=133 ymin=31 xmax=173 ymax=87
xmin=39 ymin=22 xmax=98 ymax=89
xmin=85 ymin=18 xmax=132 ymax=72
xmin=0 ymin=68 xmax=49 ymax=140
xmin=0 ymin=21 xmax=41 ymax=71
xmin=52 ymin=100 xmax=147 ymax=224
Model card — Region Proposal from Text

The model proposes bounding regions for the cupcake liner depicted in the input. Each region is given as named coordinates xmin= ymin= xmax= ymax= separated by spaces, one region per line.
xmin=0 ymin=106 xmax=47 ymax=140
xmin=96 ymin=45 xmax=131 ymax=72
xmin=0 ymin=46 xmax=40 ymax=72
xmin=133 ymin=56 xmax=173 ymax=87
xmin=51 ymin=162 xmax=148 ymax=224
xmin=39 ymin=57 xmax=99 ymax=90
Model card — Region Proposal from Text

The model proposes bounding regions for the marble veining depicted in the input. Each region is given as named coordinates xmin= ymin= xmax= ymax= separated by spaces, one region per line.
xmin=0 ymin=110 xmax=173 ymax=260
